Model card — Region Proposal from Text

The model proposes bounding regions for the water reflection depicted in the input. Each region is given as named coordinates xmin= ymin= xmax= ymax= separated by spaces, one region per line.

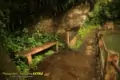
xmin=103 ymin=32 xmax=120 ymax=53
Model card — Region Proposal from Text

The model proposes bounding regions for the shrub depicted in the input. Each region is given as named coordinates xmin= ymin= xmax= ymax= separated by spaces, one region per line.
xmin=4 ymin=28 xmax=58 ymax=53
xmin=2 ymin=28 xmax=59 ymax=73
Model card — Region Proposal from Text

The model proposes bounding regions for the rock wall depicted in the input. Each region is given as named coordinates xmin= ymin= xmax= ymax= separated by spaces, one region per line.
xmin=29 ymin=3 xmax=90 ymax=32
xmin=28 ymin=3 xmax=90 ymax=44
xmin=62 ymin=4 xmax=90 ymax=31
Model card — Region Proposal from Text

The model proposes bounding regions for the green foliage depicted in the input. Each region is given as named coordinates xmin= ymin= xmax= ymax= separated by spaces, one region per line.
xmin=88 ymin=0 xmax=120 ymax=24
xmin=11 ymin=47 xmax=55 ymax=73
xmin=78 ymin=27 xmax=89 ymax=39
xmin=11 ymin=49 xmax=55 ymax=74
xmin=14 ymin=55 xmax=29 ymax=73
xmin=88 ymin=0 xmax=104 ymax=24
xmin=72 ymin=40 xmax=82 ymax=49
xmin=57 ymin=41 xmax=65 ymax=48
xmin=72 ymin=24 xmax=98 ymax=49
xmin=44 ymin=50 xmax=54 ymax=56
xmin=1 ymin=27 xmax=58 ymax=73
xmin=78 ymin=25 xmax=97 ymax=39
xmin=4 ymin=28 xmax=58 ymax=53
xmin=31 ymin=50 xmax=54 ymax=69
xmin=30 ymin=55 xmax=44 ymax=69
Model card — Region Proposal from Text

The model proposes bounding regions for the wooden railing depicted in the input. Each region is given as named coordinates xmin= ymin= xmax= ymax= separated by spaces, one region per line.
xmin=97 ymin=29 xmax=119 ymax=80
xmin=18 ymin=41 xmax=59 ymax=64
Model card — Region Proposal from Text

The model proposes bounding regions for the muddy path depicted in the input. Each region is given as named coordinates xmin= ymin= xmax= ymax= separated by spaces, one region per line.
xmin=29 ymin=30 xmax=101 ymax=80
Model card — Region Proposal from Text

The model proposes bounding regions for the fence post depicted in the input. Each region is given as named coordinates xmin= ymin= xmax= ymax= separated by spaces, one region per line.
xmin=66 ymin=30 xmax=70 ymax=47
xmin=104 ymin=54 xmax=119 ymax=80
xmin=56 ymin=41 xmax=59 ymax=52
xmin=26 ymin=54 xmax=32 ymax=65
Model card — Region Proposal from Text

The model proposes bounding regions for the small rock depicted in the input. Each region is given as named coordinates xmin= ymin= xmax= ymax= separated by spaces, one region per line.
xmin=44 ymin=72 xmax=51 ymax=76
xmin=86 ymin=46 xmax=93 ymax=50
xmin=92 ymin=78 xmax=96 ymax=80
xmin=88 ymin=39 xmax=94 ymax=44
xmin=85 ymin=49 xmax=92 ymax=55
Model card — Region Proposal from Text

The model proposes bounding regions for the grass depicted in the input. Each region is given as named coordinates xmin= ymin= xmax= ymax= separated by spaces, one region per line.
xmin=71 ymin=24 xmax=99 ymax=49
xmin=31 ymin=50 xmax=54 ymax=69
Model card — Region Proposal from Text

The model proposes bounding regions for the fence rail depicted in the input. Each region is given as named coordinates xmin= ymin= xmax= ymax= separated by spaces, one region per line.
xmin=97 ymin=29 xmax=119 ymax=80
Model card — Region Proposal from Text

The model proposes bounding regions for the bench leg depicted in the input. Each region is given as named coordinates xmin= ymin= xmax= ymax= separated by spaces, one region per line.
xmin=66 ymin=31 xmax=70 ymax=47
xmin=27 ymin=55 xmax=32 ymax=64
xmin=56 ymin=42 xmax=59 ymax=52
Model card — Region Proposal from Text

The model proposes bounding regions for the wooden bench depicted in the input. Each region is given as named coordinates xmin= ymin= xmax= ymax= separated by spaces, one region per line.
xmin=18 ymin=41 xmax=58 ymax=64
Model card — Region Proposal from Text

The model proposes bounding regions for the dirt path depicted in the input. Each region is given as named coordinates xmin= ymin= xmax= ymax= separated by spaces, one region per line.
xmin=30 ymin=30 xmax=101 ymax=80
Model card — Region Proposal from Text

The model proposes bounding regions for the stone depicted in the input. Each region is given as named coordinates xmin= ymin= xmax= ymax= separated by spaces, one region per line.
xmin=86 ymin=46 xmax=93 ymax=50
xmin=44 ymin=72 xmax=51 ymax=76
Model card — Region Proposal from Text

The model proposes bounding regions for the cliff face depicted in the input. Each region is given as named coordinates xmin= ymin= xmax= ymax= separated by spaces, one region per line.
xmin=29 ymin=3 xmax=90 ymax=32
xmin=62 ymin=4 xmax=90 ymax=31
xmin=28 ymin=3 xmax=90 ymax=44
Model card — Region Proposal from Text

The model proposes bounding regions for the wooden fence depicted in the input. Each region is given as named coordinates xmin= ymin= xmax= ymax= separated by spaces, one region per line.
xmin=97 ymin=29 xmax=119 ymax=80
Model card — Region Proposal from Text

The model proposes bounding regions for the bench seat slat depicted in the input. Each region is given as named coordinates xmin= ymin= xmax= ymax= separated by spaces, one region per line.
xmin=19 ymin=41 xmax=57 ymax=57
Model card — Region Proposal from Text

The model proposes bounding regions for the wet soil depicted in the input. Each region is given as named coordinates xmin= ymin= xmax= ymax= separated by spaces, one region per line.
xmin=30 ymin=30 xmax=101 ymax=80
